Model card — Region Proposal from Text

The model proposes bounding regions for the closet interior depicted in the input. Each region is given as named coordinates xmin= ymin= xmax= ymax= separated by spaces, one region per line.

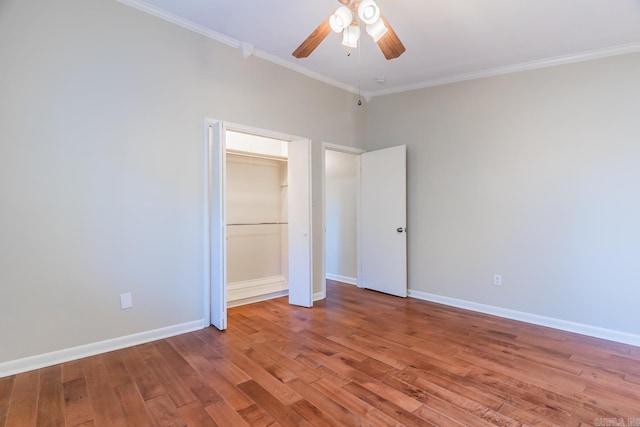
xmin=225 ymin=131 xmax=289 ymax=307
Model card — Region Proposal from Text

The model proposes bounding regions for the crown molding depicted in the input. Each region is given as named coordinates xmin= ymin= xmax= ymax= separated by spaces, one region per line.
xmin=251 ymin=49 xmax=364 ymax=97
xmin=116 ymin=0 xmax=238 ymax=48
xmin=115 ymin=0 xmax=368 ymax=100
xmin=116 ymin=1 xmax=640 ymax=101
xmin=370 ymin=41 xmax=640 ymax=98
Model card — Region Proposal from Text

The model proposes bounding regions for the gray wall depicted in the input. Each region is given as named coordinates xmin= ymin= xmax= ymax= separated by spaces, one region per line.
xmin=364 ymin=53 xmax=640 ymax=335
xmin=0 ymin=0 xmax=364 ymax=363
xmin=2 ymin=0 xmax=639 ymax=366
xmin=325 ymin=150 xmax=358 ymax=281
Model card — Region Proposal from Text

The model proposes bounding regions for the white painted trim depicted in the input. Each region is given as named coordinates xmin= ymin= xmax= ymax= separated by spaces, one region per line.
xmin=202 ymin=120 xmax=213 ymax=328
xmin=326 ymin=273 xmax=358 ymax=286
xmin=314 ymin=291 xmax=326 ymax=301
xmin=116 ymin=0 xmax=239 ymax=48
xmin=322 ymin=143 xmax=367 ymax=155
xmin=227 ymin=276 xmax=288 ymax=302
xmin=252 ymin=50 xmax=363 ymax=97
xmin=225 ymin=122 xmax=303 ymax=144
xmin=115 ymin=0 xmax=363 ymax=97
xmin=372 ymin=42 xmax=640 ymax=97
xmin=117 ymin=1 xmax=640 ymax=99
xmin=0 ymin=319 xmax=207 ymax=378
xmin=205 ymin=119 xmax=312 ymax=315
xmin=408 ymin=290 xmax=640 ymax=348
xmin=204 ymin=119 xmax=228 ymax=331
xmin=227 ymin=290 xmax=289 ymax=308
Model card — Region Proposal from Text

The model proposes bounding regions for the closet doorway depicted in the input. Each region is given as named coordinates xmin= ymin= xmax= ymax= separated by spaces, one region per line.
xmin=225 ymin=131 xmax=289 ymax=307
xmin=205 ymin=120 xmax=312 ymax=330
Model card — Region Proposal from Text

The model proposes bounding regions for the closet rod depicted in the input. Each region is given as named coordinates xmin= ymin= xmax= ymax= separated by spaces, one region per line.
xmin=226 ymin=222 xmax=288 ymax=226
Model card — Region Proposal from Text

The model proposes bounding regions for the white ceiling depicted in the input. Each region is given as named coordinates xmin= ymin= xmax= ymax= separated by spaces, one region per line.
xmin=122 ymin=0 xmax=640 ymax=97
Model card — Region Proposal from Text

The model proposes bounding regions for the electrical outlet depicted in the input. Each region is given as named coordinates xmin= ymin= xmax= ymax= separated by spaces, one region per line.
xmin=493 ymin=274 xmax=502 ymax=286
xmin=120 ymin=292 xmax=133 ymax=309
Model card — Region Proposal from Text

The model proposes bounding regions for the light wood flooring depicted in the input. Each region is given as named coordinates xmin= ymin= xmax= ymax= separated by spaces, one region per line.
xmin=2 ymin=280 xmax=640 ymax=426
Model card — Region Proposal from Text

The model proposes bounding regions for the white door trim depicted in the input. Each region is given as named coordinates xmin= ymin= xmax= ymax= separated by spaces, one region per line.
xmin=288 ymin=139 xmax=313 ymax=307
xmin=203 ymin=118 xmax=312 ymax=328
xmin=320 ymin=142 xmax=366 ymax=299
xmin=203 ymin=119 xmax=227 ymax=329
xmin=202 ymin=120 xmax=213 ymax=328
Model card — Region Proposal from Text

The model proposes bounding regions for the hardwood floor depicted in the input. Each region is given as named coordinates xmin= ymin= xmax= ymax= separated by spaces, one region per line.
xmin=2 ymin=280 xmax=640 ymax=426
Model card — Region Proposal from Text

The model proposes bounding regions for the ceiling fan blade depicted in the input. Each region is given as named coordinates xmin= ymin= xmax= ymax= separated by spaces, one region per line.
xmin=377 ymin=13 xmax=406 ymax=60
xmin=292 ymin=17 xmax=332 ymax=58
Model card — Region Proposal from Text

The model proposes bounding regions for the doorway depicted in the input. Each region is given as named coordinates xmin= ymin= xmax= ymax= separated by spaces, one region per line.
xmin=204 ymin=119 xmax=313 ymax=330
xmin=321 ymin=143 xmax=408 ymax=299
xmin=225 ymin=131 xmax=289 ymax=308
xmin=321 ymin=143 xmax=365 ymax=298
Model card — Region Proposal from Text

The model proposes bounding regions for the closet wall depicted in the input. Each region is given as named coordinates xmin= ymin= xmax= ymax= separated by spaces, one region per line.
xmin=226 ymin=132 xmax=289 ymax=307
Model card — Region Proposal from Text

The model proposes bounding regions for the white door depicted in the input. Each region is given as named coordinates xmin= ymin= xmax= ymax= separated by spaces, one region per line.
xmin=360 ymin=145 xmax=407 ymax=297
xmin=288 ymin=139 xmax=313 ymax=307
xmin=209 ymin=122 xmax=227 ymax=329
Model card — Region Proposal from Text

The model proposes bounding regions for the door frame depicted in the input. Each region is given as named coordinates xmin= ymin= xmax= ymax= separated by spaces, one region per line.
xmin=203 ymin=118 xmax=312 ymax=329
xmin=320 ymin=142 xmax=366 ymax=299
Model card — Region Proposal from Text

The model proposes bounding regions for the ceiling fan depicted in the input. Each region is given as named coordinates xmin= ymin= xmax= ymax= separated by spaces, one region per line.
xmin=292 ymin=0 xmax=406 ymax=60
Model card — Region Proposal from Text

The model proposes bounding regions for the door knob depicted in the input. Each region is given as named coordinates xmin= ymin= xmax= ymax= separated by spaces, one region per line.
xmin=397 ymin=227 xmax=406 ymax=233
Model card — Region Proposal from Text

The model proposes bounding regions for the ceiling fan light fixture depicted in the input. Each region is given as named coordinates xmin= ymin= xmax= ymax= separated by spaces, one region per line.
xmin=329 ymin=6 xmax=353 ymax=33
xmin=341 ymin=24 xmax=361 ymax=48
xmin=358 ymin=0 xmax=381 ymax=25
xmin=366 ymin=17 xmax=388 ymax=42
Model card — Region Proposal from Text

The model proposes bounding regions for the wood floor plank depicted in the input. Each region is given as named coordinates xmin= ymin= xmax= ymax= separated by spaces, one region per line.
xmin=35 ymin=379 xmax=66 ymax=427
xmin=223 ymin=347 xmax=303 ymax=406
xmin=311 ymin=377 xmax=402 ymax=427
xmin=251 ymin=341 xmax=320 ymax=384
xmin=204 ymin=400 xmax=250 ymax=427
xmin=4 ymin=370 xmax=39 ymax=427
xmin=237 ymin=403 xmax=280 ymax=427
xmin=82 ymin=356 xmax=111 ymax=389
xmin=342 ymin=381 xmax=432 ymax=427
xmin=117 ymin=347 xmax=165 ymax=401
xmin=143 ymin=349 xmax=197 ymax=408
xmin=237 ymin=380 xmax=311 ymax=427
xmin=4 ymin=281 xmax=640 ymax=426
xmin=177 ymin=401 xmax=219 ymax=427
xmin=287 ymin=378 xmax=365 ymax=427
xmin=61 ymin=360 xmax=84 ymax=383
xmin=62 ymin=377 xmax=94 ymax=427
xmin=159 ymin=339 xmax=224 ymax=406
xmin=86 ymin=383 xmax=127 ymax=427
xmin=0 ymin=375 xmax=15 ymax=426
xmin=113 ymin=382 xmax=156 ymax=427
xmin=198 ymin=370 xmax=255 ymax=413
xmin=102 ymin=351 xmax=132 ymax=388
xmin=290 ymin=398 xmax=343 ymax=427
xmin=144 ymin=394 xmax=186 ymax=427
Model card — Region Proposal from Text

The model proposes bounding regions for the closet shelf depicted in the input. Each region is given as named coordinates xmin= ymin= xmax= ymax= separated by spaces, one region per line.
xmin=227 ymin=222 xmax=288 ymax=226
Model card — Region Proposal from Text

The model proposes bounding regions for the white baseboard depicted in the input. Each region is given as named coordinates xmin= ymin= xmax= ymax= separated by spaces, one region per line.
xmin=0 ymin=319 xmax=207 ymax=378
xmin=227 ymin=276 xmax=288 ymax=303
xmin=314 ymin=290 xmax=326 ymax=301
xmin=227 ymin=290 xmax=289 ymax=308
xmin=326 ymin=273 xmax=357 ymax=286
xmin=408 ymin=289 xmax=640 ymax=347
